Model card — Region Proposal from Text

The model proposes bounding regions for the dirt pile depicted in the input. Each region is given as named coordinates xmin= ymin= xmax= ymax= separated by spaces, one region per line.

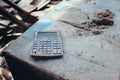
xmin=79 ymin=9 xmax=115 ymax=35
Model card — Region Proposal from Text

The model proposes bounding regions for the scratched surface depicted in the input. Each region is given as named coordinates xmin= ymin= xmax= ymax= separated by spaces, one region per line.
xmin=4 ymin=0 xmax=120 ymax=80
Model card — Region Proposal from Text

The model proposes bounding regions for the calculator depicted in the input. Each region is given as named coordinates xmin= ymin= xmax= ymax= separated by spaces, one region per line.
xmin=31 ymin=31 xmax=63 ymax=58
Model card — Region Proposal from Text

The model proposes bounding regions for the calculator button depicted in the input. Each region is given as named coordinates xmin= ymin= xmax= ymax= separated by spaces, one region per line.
xmin=47 ymin=40 xmax=51 ymax=41
xmin=33 ymin=45 xmax=37 ymax=47
xmin=47 ymin=49 xmax=51 ymax=51
xmin=46 ymin=50 xmax=50 ymax=52
xmin=41 ymin=49 xmax=44 ymax=51
xmin=39 ymin=45 xmax=42 ymax=47
xmin=43 ymin=48 xmax=46 ymax=50
xmin=40 ymin=41 xmax=43 ymax=43
xmin=53 ymin=42 xmax=56 ymax=44
xmin=47 ymin=46 xmax=50 ymax=48
xmin=44 ymin=49 xmax=47 ymax=52
xmin=34 ymin=41 xmax=38 ymax=43
xmin=39 ymin=45 xmax=42 ymax=46
xmin=33 ymin=48 xmax=37 ymax=51
xmin=33 ymin=43 xmax=37 ymax=45
xmin=53 ymin=45 xmax=57 ymax=47
xmin=57 ymin=49 xmax=61 ymax=53
xmin=33 ymin=49 xmax=37 ymax=51
xmin=43 ymin=41 xmax=46 ymax=42
xmin=39 ymin=48 xmax=42 ymax=51
xmin=57 ymin=44 xmax=60 ymax=47
xmin=46 ymin=42 xmax=49 ymax=44
xmin=39 ymin=46 xmax=42 ymax=48
xmin=47 ymin=50 xmax=51 ymax=53
xmin=47 ymin=40 xmax=51 ymax=42
xmin=33 ymin=47 xmax=37 ymax=49
xmin=53 ymin=40 xmax=58 ymax=41
xmin=47 ymin=44 xmax=51 ymax=47
xmin=33 ymin=44 xmax=37 ymax=46
xmin=47 ymin=41 xmax=51 ymax=43
xmin=43 ymin=46 xmax=46 ymax=48
xmin=47 ymin=47 xmax=51 ymax=49
xmin=44 ymin=45 xmax=47 ymax=47
xmin=53 ymin=49 xmax=57 ymax=53
xmin=39 ymin=49 xmax=42 ymax=52
xmin=47 ymin=52 xmax=51 ymax=54
xmin=33 ymin=46 xmax=37 ymax=48
xmin=56 ymin=42 xmax=60 ymax=44
xmin=47 ymin=46 xmax=51 ymax=48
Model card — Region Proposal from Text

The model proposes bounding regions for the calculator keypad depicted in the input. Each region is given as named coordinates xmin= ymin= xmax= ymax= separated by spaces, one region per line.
xmin=32 ymin=41 xmax=38 ymax=51
xmin=32 ymin=39 xmax=63 ymax=57
xmin=38 ymin=41 xmax=50 ymax=53
xmin=53 ymin=40 xmax=61 ymax=54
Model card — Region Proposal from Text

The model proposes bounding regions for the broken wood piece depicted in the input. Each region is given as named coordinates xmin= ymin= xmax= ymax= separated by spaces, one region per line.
xmin=36 ymin=0 xmax=50 ymax=10
xmin=7 ymin=33 xmax=22 ymax=36
xmin=0 ymin=67 xmax=13 ymax=80
xmin=0 ymin=6 xmax=28 ymax=30
xmin=18 ymin=0 xmax=51 ymax=12
xmin=2 ymin=0 xmax=38 ymax=24
xmin=30 ymin=0 xmax=38 ymax=5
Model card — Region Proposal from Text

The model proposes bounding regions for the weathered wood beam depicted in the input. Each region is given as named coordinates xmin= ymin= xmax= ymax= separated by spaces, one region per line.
xmin=2 ymin=0 xmax=38 ymax=24
xmin=0 ymin=6 xmax=28 ymax=30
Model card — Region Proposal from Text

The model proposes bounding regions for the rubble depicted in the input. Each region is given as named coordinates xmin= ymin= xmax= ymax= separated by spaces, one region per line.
xmin=75 ymin=29 xmax=82 ymax=36
xmin=94 ymin=9 xmax=115 ymax=20
xmin=0 ymin=0 xmax=62 ymax=80
xmin=92 ymin=9 xmax=114 ymax=26
xmin=80 ymin=9 xmax=115 ymax=35
xmin=92 ymin=19 xmax=114 ymax=26
xmin=92 ymin=30 xmax=101 ymax=35
xmin=0 ymin=0 xmax=61 ymax=48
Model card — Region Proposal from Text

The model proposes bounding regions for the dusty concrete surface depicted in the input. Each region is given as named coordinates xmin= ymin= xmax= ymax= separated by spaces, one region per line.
xmin=4 ymin=0 xmax=120 ymax=80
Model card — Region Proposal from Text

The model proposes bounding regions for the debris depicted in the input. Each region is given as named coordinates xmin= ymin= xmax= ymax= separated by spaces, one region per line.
xmin=0 ymin=6 xmax=29 ymax=30
xmin=92 ymin=9 xmax=114 ymax=26
xmin=0 ymin=55 xmax=13 ymax=80
xmin=94 ymin=9 xmax=115 ymax=20
xmin=36 ymin=0 xmax=50 ymax=10
xmin=80 ymin=22 xmax=96 ymax=31
xmin=58 ymin=20 xmax=89 ymax=31
xmin=2 ymin=0 xmax=38 ymax=24
xmin=18 ymin=0 xmax=61 ymax=12
xmin=30 ymin=0 xmax=38 ymax=5
xmin=0 ymin=0 xmax=61 ymax=48
xmin=80 ymin=9 xmax=115 ymax=35
xmin=0 ymin=67 xmax=13 ymax=80
xmin=97 ymin=26 xmax=106 ymax=29
xmin=93 ymin=2 xmax=96 ymax=5
xmin=92 ymin=30 xmax=101 ymax=35
xmin=92 ymin=19 xmax=114 ymax=26
xmin=50 ymin=0 xmax=62 ymax=5
xmin=75 ymin=29 xmax=82 ymax=36
xmin=59 ymin=9 xmax=114 ymax=36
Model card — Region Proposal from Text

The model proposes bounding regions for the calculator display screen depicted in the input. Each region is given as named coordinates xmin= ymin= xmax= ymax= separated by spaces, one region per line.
xmin=37 ymin=32 xmax=57 ymax=38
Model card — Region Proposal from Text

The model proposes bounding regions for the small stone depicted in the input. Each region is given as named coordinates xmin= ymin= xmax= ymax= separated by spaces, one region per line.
xmin=75 ymin=29 xmax=82 ymax=36
xmin=92 ymin=30 xmax=101 ymax=35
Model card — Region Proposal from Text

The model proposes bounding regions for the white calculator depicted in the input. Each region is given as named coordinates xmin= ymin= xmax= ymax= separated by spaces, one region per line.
xmin=31 ymin=31 xmax=63 ymax=58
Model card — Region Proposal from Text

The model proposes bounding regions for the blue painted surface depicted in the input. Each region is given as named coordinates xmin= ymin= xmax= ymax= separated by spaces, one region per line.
xmin=5 ymin=0 xmax=120 ymax=80
xmin=54 ymin=2 xmax=71 ymax=10
xmin=23 ymin=18 xmax=54 ymax=40
xmin=91 ymin=0 xmax=110 ymax=11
